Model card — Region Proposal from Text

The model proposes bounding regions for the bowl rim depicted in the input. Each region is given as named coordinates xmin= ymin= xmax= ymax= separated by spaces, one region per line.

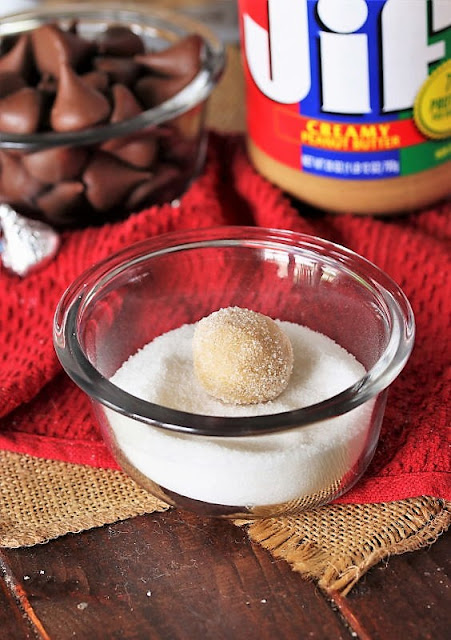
xmin=53 ymin=226 xmax=415 ymax=437
xmin=0 ymin=2 xmax=225 ymax=150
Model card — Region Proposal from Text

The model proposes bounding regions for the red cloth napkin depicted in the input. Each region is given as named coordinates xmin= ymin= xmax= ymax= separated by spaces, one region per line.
xmin=0 ymin=133 xmax=449 ymax=504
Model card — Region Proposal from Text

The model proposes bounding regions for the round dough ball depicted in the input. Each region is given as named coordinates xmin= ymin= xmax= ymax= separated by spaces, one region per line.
xmin=193 ymin=307 xmax=294 ymax=405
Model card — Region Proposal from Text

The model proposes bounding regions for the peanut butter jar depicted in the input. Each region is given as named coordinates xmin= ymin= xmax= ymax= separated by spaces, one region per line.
xmin=238 ymin=0 xmax=451 ymax=215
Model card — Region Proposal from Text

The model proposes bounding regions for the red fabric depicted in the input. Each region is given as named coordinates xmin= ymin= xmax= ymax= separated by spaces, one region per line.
xmin=0 ymin=133 xmax=449 ymax=504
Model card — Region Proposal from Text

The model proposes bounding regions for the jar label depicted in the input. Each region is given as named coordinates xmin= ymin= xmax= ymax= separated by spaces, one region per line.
xmin=239 ymin=0 xmax=451 ymax=180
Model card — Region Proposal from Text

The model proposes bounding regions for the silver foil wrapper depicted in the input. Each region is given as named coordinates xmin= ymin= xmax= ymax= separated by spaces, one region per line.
xmin=0 ymin=204 xmax=60 ymax=277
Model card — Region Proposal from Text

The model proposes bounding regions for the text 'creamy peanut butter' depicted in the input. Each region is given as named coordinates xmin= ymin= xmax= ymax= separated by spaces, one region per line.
xmin=238 ymin=0 xmax=451 ymax=215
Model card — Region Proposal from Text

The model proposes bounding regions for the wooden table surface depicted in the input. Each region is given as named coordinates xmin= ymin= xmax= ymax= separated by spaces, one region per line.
xmin=1 ymin=1 xmax=449 ymax=638
xmin=0 ymin=509 xmax=449 ymax=639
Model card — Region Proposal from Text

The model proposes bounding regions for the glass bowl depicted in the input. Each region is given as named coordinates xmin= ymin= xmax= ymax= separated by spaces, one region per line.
xmin=54 ymin=227 xmax=415 ymax=518
xmin=0 ymin=3 xmax=224 ymax=227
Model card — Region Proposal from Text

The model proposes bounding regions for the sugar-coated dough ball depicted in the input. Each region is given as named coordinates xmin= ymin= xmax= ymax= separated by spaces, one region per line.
xmin=193 ymin=307 xmax=294 ymax=405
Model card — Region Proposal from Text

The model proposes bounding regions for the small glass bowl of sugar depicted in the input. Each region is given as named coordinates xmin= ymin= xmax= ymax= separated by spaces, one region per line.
xmin=54 ymin=227 xmax=415 ymax=519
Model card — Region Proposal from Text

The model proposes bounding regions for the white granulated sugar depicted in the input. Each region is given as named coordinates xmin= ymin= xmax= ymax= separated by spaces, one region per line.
xmin=108 ymin=321 xmax=374 ymax=507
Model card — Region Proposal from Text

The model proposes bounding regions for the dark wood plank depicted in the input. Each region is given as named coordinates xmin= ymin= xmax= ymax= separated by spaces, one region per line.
xmin=2 ymin=511 xmax=449 ymax=639
xmin=332 ymin=531 xmax=450 ymax=640
xmin=2 ymin=510 xmax=350 ymax=640
xmin=0 ymin=552 xmax=50 ymax=639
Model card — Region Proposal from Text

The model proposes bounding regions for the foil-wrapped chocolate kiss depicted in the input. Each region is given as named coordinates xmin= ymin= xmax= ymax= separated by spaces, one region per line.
xmin=0 ymin=203 xmax=60 ymax=276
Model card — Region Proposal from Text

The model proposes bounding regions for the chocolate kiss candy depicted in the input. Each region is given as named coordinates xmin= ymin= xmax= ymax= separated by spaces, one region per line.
xmin=22 ymin=146 xmax=88 ymax=183
xmin=80 ymin=70 xmax=110 ymax=93
xmin=0 ymin=203 xmax=60 ymax=277
xmin=101 ymin=84 xmax=148 ymax=158
xmin=0 ymin=151 xmax=44 ymax=204
xmin=135 ymin=35 xmax=203 ymax=80
xmin=161 ymin=130 xmax=198 ymax=164
xmin=0 ymin=34 xmax=30 ymax=76
xmin=135 ymin=74 xmax=189 ymax=109
xmin=97 ymin=25 xmax=145 ymax=57
xmin=0 ymin=87 xmax=42 ymax=134
xmin=83 ymin=151 xmax=151 ymax=211
xmin=109 ymin=138 xmax=158 ymax=169
xmin=51 ymin=63 xmax=111 ymax=132
xmin=36 ymin=181 xmax=85 ymax=225
xmin=94 ymin=57 xmax=141 ymax=87
xmin=31 ymin=24 xmax=94 ymax=78
xmin=110 ymin=84 xmax=142 ymax=123
xmin=125 ymin=164 xmax=180 ymax=210
xmin=0 ymin=71 xmax=26 ymax=99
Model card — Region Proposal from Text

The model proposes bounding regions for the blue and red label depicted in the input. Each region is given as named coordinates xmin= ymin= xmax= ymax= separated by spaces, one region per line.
xmin=239 ymin=0 xmax=451 ymax=180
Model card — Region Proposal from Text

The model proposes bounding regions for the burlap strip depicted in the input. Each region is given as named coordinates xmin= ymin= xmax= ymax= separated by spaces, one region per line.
xmin=0 ymin=451 xmax=168 ymax=549
xmin=245 ymin=497 xmax=450 ymax=595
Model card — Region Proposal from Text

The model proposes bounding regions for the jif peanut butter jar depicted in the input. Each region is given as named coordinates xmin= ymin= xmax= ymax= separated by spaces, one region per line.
xmin=238 ymin=0 xmax=451 ymax=215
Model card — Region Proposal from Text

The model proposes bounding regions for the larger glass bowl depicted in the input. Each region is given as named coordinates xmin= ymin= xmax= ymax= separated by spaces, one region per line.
xmin=0 ymin=3 xmax=224 ymax=227
xmin=54 ymin=227 xmax=415 ymax=518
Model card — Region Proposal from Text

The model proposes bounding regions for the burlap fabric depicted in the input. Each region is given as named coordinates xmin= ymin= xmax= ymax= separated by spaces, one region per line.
xmin=1 ymin=3 xmax=450 ymax=595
